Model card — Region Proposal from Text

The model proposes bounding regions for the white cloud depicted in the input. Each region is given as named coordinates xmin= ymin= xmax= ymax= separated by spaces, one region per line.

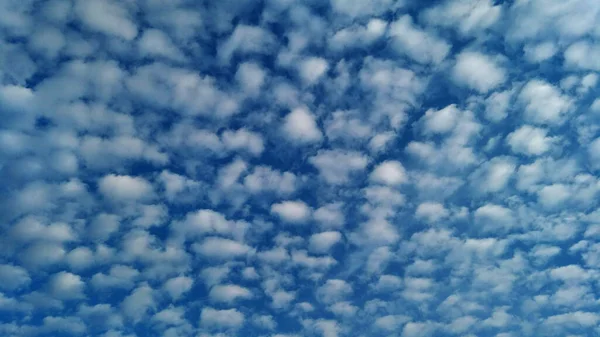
xmin=42 ymin=316 xmax=87 ymax=335
xmin=422 ymin=0 xmax=501 ymax=36
xmin=200 ymin=307 xmax=245 ymax=329
xmin=469 ymin=156 xmax=516 ymax=194
xmin=98 ymin=174 xmax=154 ymax=203
xmin=0 ymin=264 xmax=31 ymax=291
xmin=524 ymin=42 xmax=558 ymax=63
xmin=452 ymin=51 xmax=506 ymax=93
xmin=352 ymin=218 xmax=400 ymax=247
xmin=242 ymin=267 xmax=259 ymax=280
xmin=587 ymin=137 xmax=600 ymax=169
xmin=314 ymin=203 xmax=345 ymax=229
xmin=314 ymin=319 xmax=340 ymax=337
xmin=91 ymin=265 xmax=138 ymax=290
xmin=372 ymin=274 xmax=403 ymax=293
xmin=291 ymin=250 xmax=337 ymax=271
xmin=163 ymin=276 xmax=193 ymax=301
xmin=218 ymin=25 xmax=275 ymax=63
xmin=309 ymin=150 xmax=369 ymax=185
xmin=370 ymin=160 xmax=407 ymax=185
xmin=309 ymin=231 xmax=342 ymax=253
xmin=402 ymin=321 xmax=436 ymax=337
xmin=221 ymin=129 xmax=265 ymax=156
xmin=374 ymin=315 xmax=410 ymax=332
xmin=519 ymin=80 xmax=572 ymax=125
xmin=236 ymin=62 xmax=266 ymax=96
xmin=474 ymin=204 xmax=514 ymax=233
xmin=329 ymin=19 xmax=387 ymax=52
xmin=75 ymin=0 xmax=137 ymax=40
xmin=200 ymin=266 xmax=231 ymax=288
xmin=316 ymin=279 xmax=352 ymax=304
xmin=415 ymin=202 xmax=449 ymax=223
xmin=65 ymin=246 xmax=95 ymax=271
xmin=253 ymin=314 xmax=276 ymax=330
xmin=29 ymin=26 xmax=66 ymax=59
xmin=447 ymin=315 xmax=477 ymax=334
xmin=389 ymin=15 xmax=450 ymax=64
xmin=126 ymin=63 xmax=237 ymax=117
xmin=507 ymin=125 xmax=555 ymax=156
xmin=507 ymin=0 xmax=600 ymax=43
xmin=47 ymin=271 xmax=85 ymax=300
xmin=330 ymin=0 xmax=403 ymax=18
xmin=538 ymin=184 xmax=571 ymax=209
xmin=176 ymin=209 xmax=248 ymax=241
xmin=271 ymin=200 xmax=311 ymax=224
xmin=152 ymin=306 xmax=186 ymax=326
xmin=298 ymin=57 xmax=328 ymax=85
xmin=138 ymin=29 xmax=183 ymax=61
xmin=217 ymin=159 xmax=247 ymax=189
xmin=193 ymin=237 xmax=252 ymax=260
xmin=10 ymin=216 xmax=76 ymax=243
xmin=158 ymin=170 xmax=201 ymax=202
xmin=209 ymin=284 xmax=253 ymax=304
xmin=282 ymin=107 xmax=323 ymax=144
xmin=545 ymin=312 xmax=599 ymax=327
xmin=243 ymin=166 xmax=297 ymax=195
xmin=359 ymin=58 xmax=425 ymax=128
xmin=121 ymin=284 xmax=155 ymax=323
xmin=325 ymin=110 xmax=373 ymax=143
xmin=420 ymin=104 xmax=460 ymax=134
xmin=564 ymin=40 xmax=600 ymax=70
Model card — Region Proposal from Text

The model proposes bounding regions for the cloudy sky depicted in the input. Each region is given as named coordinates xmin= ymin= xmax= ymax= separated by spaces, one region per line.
xmin=1 ymin=0 xmax=600 ymax=336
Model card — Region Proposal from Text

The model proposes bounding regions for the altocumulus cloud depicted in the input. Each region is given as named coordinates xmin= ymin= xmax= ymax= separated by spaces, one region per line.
xmin=1 ymin=0 xmax=600 ymax=337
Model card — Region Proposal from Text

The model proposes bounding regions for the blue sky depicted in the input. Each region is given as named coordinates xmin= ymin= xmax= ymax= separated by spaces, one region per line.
xmin=1 ymin=0 xmax=600 ymax=336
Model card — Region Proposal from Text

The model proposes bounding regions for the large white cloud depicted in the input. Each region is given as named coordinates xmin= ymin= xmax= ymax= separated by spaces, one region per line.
xmin=518 ymin=80 xmax=573 ymax=125
xmin=309 ymin=150 xmax=369 ymax=185
xmin=0 ymin=264 xmax=31 ymax=291
xmin=47 ymin=271 xmax=86 ymax=300
xmin=209 ymin=284 xmax=253 ymax=304
xmin=389 ymin=15 xmax=450 ymax=64
xmin=282 ymin=107 xmax=323 ymax=144
xmin=271 ymin=200 xmax=312 ymax=224
xmin=309 ymin=231 xmax=342 ymax=253
xmin=75 ymin=0 xmax=138 ymax=40
xmin=452 ymin=51 xmax=506 ymax=93
xmin=370 ymin=160 xmax=407 ymax=186
xmin=507 ymin=125 xmax=555 ymax=156
xmin=193 ymin=237 xmax=252 ymax=260
xmin=98 ymin=174 xmax=154 ymax=203
xmin=200 ymin=307 xmax=245 ymax=329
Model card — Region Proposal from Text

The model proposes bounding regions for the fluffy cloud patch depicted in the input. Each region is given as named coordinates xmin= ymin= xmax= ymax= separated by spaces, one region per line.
xmin=519 ymin=80 xmax=573 ymax=125
xmin=474 ymin=204 xmax=515 ymax=233
xmin=200 ymin=307 xmax=245 ymax=329
xmin=75 ymin=0 xmax=138 ymax=40
xmin=98 ymin=174 xmax=154 ymax=203
xmin=47 ymin=271 xmax=85 ymax=300
xmin=309 ymin=150 xmax=369 ymax=185
xmin=452 ymin=51 xmax=506 ymax=93
xmin=209 ymin=284 xmax=253 ymax=304
xmin=507 ymin=125 xmax=555 ymax=156
xmin=282 ymin=107 xmax=323 ymax=144
xmin=309 ymin=231 xmax=342 ymax=253
xmin=370 ymin=160 xmax=407 ymax=186
xmin=389 ymin=15 xmax=450 ymax=64
xmin=193 ymin=237 xmax=252 ymax=260
xmin=271 ymin=200 xmax=312 ymax=224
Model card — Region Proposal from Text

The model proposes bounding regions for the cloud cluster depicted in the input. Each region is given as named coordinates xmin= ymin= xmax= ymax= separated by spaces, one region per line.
xmin=1 ymin=0 xmax=599 ymax=337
